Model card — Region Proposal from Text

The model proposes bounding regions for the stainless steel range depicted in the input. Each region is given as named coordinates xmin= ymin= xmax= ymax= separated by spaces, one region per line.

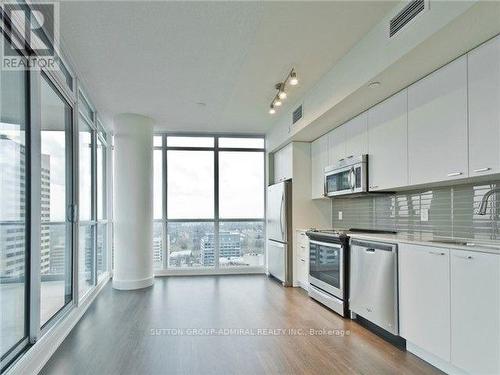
xmin=306 ymin=230 xmax=349 ymax=317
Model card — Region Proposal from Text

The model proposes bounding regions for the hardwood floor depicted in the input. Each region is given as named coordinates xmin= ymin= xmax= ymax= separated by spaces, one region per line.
xmin=41 ymin=275 xmax=442 ymax=375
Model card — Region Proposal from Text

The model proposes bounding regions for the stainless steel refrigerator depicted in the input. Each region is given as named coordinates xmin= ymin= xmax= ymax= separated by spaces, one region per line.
xmin=266 ymin=180 xmax=292 ymax=286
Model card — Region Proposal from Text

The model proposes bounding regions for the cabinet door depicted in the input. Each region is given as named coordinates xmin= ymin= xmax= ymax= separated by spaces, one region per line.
xmin=451 ymin=251 xmax=500 ymax=374
xmin=468 ymin=35 xmax=500 ymax=177
xmin=274 ymin=143 xmax=293 ymax=183
xmin=311 ymin=136 xmax=329 ymax=199
xmin=296 ymin=231 xmax=309 ymax=287
xmin=408 ymin=55 xmax=468 ymax=185
xmin=328 ymin=126 xmax=346 ymax=166
xmin=368 ymin=90 xmax=408 ymax=190
xmin=344 ymin=112 xmax=368 ymax=158
xmin=399 ymin=244 xmax=450 ymax=361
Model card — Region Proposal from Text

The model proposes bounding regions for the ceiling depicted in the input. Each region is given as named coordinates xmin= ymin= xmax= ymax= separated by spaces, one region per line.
xmin=59 ymin=1 xmax=397 ymax=133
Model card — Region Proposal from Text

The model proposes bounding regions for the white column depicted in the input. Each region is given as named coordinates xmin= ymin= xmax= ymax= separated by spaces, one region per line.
xmin=113 ymin=113 xmax=154 ymax=290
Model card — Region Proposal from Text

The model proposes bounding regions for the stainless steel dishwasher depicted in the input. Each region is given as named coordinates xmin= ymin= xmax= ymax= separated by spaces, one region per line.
xmin=349 ymin=239 xmax=399 ymax=335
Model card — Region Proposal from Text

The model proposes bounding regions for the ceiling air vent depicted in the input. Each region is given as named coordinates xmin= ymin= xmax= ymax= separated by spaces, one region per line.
xmin=389 ymin=0 xmax=426 ymax=38
xmin=292 ymin=105 xmax=303 ymax=125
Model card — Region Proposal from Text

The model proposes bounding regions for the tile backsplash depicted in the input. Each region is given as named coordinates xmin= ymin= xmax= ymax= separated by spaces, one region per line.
xmin=331 ymin=181 xmax=500 ymax=240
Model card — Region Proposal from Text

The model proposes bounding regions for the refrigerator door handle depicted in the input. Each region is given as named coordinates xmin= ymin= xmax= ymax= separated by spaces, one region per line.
xmin=279 ymin=193 xmax=285 ymax=240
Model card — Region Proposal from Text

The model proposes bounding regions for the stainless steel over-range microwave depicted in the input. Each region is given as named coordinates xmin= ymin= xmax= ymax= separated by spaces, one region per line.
xmin=324 ymin=155 xmax=368 ymax=197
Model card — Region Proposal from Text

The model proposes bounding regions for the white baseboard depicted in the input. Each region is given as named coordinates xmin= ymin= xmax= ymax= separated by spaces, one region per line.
xmin=112 ymin=275 xmax=154 ymax=290
xmin=154 ymin=268 xmax=266 ymax=277
xmin=5 ymin=275 xmax=111 ymax=375
xmin=406 ymin=342 xmax=467 ymax=375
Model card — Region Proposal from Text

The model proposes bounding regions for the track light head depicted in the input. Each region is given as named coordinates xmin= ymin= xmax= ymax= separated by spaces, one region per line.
xmin=269 ymin=105 xmax=276 ymax=114
xmin=289 ymin=71 xmax=298 ymax=86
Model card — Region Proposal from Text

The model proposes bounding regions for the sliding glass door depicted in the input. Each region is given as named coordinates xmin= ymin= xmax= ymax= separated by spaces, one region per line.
xmin=39 ymin=75 xmax=73 ymax=327
xmin=0 ymin=34 xmax=29 ymax=360
xmin=1 ymin=10 xmax=110 ymax=370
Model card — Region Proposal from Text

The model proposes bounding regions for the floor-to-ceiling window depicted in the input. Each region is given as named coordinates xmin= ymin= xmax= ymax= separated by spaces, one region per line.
xmin=78 ymin=100 xmax=94 ymax=299
xmin=153 ymin=135 xmax=265 ymax=273
xmin=96 ymin=125 xmax=108 ymax=281
xmin=0 ymin=32 xmax=29 ymax=362
xmin=78 ymin=93 xmax=111 ymax=299
xmin=1 ymin=11 xmax=111 ymax=369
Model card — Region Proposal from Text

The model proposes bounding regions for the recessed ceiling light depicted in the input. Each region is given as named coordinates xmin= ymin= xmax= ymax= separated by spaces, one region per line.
xmin=368 ymin=81 xmax=381 ymax=88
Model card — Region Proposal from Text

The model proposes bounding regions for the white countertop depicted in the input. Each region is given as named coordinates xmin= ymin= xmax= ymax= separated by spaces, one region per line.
xmin=344 ymin=231 xmax=500 ymax=255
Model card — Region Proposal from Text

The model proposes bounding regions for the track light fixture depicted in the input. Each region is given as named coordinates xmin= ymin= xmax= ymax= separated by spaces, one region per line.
xmin=268 ymin=68 xmax=299 ymax=114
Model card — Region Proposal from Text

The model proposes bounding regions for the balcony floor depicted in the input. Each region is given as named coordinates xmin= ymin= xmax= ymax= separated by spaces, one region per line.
xmin=40 ymin=275 xmax=441 ymax=375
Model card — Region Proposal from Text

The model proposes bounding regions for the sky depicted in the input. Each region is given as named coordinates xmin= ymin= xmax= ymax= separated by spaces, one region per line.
xmin=154 ymin=149 xmax=264 ymax=220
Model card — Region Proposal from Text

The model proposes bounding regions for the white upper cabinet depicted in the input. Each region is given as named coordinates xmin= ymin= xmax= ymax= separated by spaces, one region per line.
xmin=273 ymin=143 xmax=293 ymax=183
xmin=468 ymin=35 xmax=500 ymax=177
xmin=311 ymin=135 xmax=329 ymax=199
xmin=368 ymin=90 xmax=408 ymax=191
xmin=328 ymin=126 xmax=346 ymax=166
xmin=451 ymin=251 xmax=500 ymax=375
xmin=408 ymin=55 xmax=468 ymax=185
xmin=343 ymin=112 xmax=368 ymax=158
xmin=399 ymin=244 xmax=451 ymax=362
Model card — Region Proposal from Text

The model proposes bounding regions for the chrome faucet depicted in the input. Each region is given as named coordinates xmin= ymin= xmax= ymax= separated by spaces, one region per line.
xmin=477 ymin=187 xmax=500 ymax=215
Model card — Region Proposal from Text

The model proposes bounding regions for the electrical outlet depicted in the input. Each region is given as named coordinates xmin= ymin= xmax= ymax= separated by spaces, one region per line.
xmin=338 ymin=211 xmax=343 ymax=220
xmin=421 ymin=208 xmax=429 ymax=222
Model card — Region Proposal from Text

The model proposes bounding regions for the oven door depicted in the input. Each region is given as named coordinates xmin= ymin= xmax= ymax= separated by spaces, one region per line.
xmin=324 ymin=165 xmax=354 ymax=197
xmin=309 ymin=240 xmax=344 ymax=299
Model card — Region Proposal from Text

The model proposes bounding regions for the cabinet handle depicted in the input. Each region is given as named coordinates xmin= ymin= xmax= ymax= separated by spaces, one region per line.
xmin=338 ymin=158 xmax=345 ymax=163
xmin=447 ymin=172 xmax=462 ymax=177
xmin=454 ymin=254 xmax=473 ymax=260
xmin=300 ymin=258 xmax=305 ymax=262
xmin=300 ymin=246 xmax=306 ymax=249
xmin=473 ymin=167 xmax=491 ymax=173
xmin=347 ymin=155 xmax=354 ymax=159
xmin=429 ymin=251 xmax=445 ymax=256
xmin=370 ymin=185 xmax=379 ymax=189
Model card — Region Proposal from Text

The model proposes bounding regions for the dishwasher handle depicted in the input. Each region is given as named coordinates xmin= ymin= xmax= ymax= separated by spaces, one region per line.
xmin=351 ymin=239 xmax=397 ymax=253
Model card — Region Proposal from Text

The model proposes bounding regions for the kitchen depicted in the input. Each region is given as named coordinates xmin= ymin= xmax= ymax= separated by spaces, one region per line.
xmin=266 ymin=30 xmax=500 ymax=375
xmin=3 ymin=1 xmax=500 ymax=374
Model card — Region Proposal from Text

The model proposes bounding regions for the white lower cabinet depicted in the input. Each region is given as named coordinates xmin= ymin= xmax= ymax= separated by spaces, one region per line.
xmin=400 ymin=244 xmax=500 ymax=374
xmin=450 ymin=250 xmax=500 ymax=375
xmin=399 ymin=244 xmax=451 ymax=361
xmin=295 ymin=230 xmax=309 ymax=289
